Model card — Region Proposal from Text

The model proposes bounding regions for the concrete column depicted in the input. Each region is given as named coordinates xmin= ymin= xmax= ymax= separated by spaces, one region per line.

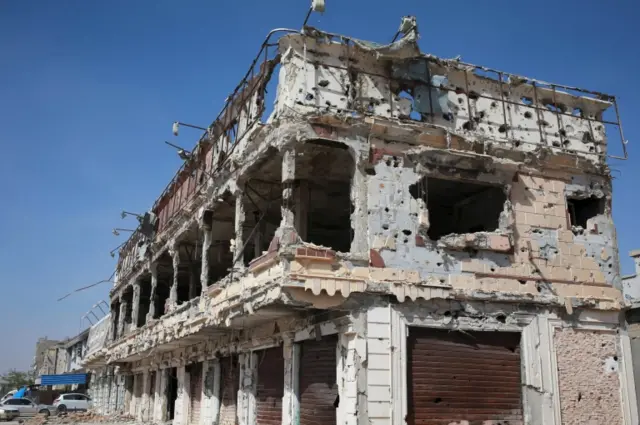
xmin=131 ymin=281 xmax=141 ymax=331
xmin=234 ymin=188 xmax=246 ymax=270
xmin=140 ymin=370 xmax=151 ymax=422
xmin=282 ymin=337 xmax=300 ymax=425
xmin=281 ymin=149 xmax=296 ymax=228
xmin=350 ymin=155 xmax=368 ymax=253
xmin=147 ymin=263 xmax=158 ymax=322
xmin=200 ymin=218 xmax=212 ymax=292
xmin=295 ymin=179 xmax=309 ymax=241
xmin=154 ymin=369 xmax=168 ymax=423
xmin=174 ymin=365 xmax=189 ymax=425
xmin=211 ymin=360 xmax=221 ymax=425
xmin=237 ymin=353 xmax=257 ymax=425
xmin=117 ymin=297 xmax=127 ymax=339
xmin=169 ymin=242 xmax=180 ymax=310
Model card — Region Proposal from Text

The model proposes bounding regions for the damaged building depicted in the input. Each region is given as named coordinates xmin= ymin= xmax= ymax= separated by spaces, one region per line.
xmin=82 ymin=14 xmax=637 ymax=425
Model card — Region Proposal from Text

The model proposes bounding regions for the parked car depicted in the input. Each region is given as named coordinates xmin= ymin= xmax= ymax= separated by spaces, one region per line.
xmin=0 ymin=406 xmax=19 ymax=421
xmin=0 ymin=391 xmax=16 ymax=405
xmin=53 ymin=394 xmax=91 ymax=413
xmin=0 ymin=398 xmax=54 ymax=417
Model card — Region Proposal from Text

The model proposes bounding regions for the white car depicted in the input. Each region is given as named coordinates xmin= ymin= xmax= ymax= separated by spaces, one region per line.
xmin=0 ymin=398 xmax=53 ymax=417
xmin=53 ymin=394 xmax=92 ymax=412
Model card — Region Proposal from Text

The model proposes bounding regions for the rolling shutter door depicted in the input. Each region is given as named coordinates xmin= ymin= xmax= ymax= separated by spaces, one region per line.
xmin=256 ymin=347 xmax=284 ymax=425
xmin=408 ymin=328 xmax=523 ymax=425
xmin=299 ymin=336 xmax=338 ymax=425
xmin=189 ymin=363 xmax=203 ymax=425
xmin=219 ymin=356 xmax=239 ymax=425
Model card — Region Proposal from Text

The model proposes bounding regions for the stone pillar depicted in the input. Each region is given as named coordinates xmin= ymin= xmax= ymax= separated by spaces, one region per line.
xmin=169 ymin=242 xmax=180 ymax=310
xmin=295 ymin=179 xmax=309 ymax=241
xmin=282 ymin=337 xmax=300 ymax=425
xmin=211 ymin=360 xmax=221 ymax=425
xmin=351 ymin=152 xmax=368 ymax=253
xmin=154 ymin=369 xmax=168 ymax=423
xmin=117 ymin=297 xmax=127 ymax=339
xmin=131 ymin=281 xmax=141 ymax=331
xmin=281 ymin=149 xmax=296 ymax=228
xmin=140 ymin=370 xmax=151 ymax=422
xmin=200 ymin=216 xmax=212 ymax=292
xmin=237 ymin=353 xmax=257 ymax=425
xmin=234 ymin=188 xmax=246 ymax=270
xmin=174 ymin=365 xmax=189 ymax=425
xmin=147 ymin=263 xmax=158 ymax=322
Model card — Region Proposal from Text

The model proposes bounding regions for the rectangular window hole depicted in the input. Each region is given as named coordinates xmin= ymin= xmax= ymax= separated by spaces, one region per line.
xmin=567 ymin=196 xmax=604 ymax=228
xmin=411 ymin=177 xmax=506 ymax=240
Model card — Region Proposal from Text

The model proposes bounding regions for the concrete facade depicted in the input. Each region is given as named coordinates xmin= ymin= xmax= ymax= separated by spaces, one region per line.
xmin=82 ymin=16 xmax=635 ymax=425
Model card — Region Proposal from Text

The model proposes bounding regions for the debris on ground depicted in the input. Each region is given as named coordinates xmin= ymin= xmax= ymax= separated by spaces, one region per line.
xmin=23 ymin=412 xmax=136 ymax=425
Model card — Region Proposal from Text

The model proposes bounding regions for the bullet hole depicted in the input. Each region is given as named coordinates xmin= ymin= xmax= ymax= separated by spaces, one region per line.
xmin=436 ymin=262 xmax=443 ymax=267
xmin=524 ymin=111 xmax=533 ymax=119
xmin=478 ymin=110 xmax=486 ymax=119
xmin=514 ymin=140 xmax=521 ymax=147
xmin=614 ymin=356 xmax=618 ymax=361
xmin=306 ymin=93 xmax=315 ymax=101
xmin=498 ymin=124 xmax=508 ymax=133
xmin=552 ymin=140 xmax=561 ymax=147
xmin=458 ymin=97 xmax=464 ymax=104
xmin=468 ymin=91 xmax=479 ymax=100
xmin=462 ymin=121 xmax=474 ymax=131
xmin=602 ymin=342 xmax=607 ymax=347
xmin=385 ymin=207 xmax=389 ymax=213
xmin=402 ymin=229 xmax=412 ymax=236
xmin=444 ymin=311 xmax=451 ymax=317
xmin=496 ymin=314 xmax=507 ymax=323
xmin=393 ymin=233 xmax=398 ymax=239
xmin=318 ymin=79 xmax=330 ymax=88
xmin=538 ymin=119 xmax=550 ymax=127
xmin=403 ymin=238 xmax=408 ymax=243
xmin=325 ymin=100 xmax=332 ymax=107
xmin=518 ymin=279 xmax=527 ymax=285
xmin=433 ymin=397 xmax=442 ymax=404
xmin=385 ymin=158 xmax=391 ymax=166
xmin=382 ymin=224 xmax=389 ymax=230
xmin=490 ymin=267 xmax=496 ymax=272
xmin=440 ymin=278 xmax=446 ymax=284
xmin=491 ymin=101 xmax=498 ymax=108
xmin=578 ymin=392 xmax=582 ymax=401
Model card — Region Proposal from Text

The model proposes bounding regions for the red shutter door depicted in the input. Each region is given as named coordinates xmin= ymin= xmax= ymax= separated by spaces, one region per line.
xmin=408 ymin=327 xmax=523 ymax=425
xmin=256 ymin=347 xmax=284 ymax=425
xmin=189 ymin=363 xmax=203 ymax=425
xmin=219 ymin=356 xmax=239 ymax=425
xmin=299 ymin=336 xmax=338 ymax=425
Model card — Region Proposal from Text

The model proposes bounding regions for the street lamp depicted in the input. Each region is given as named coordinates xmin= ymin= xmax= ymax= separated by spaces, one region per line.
xmin=172 ymin=121 xmax=208 ymax=137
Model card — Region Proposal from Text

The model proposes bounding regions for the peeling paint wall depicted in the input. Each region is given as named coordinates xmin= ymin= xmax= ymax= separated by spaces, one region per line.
xmin=555 ymin=328 xmax=622 ymax=425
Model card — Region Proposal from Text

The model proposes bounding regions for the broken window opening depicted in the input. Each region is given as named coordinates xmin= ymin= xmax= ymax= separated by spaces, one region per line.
xmin=296 ymin=142 xmax=355 ymax=253
xmin=154 ymin=253 xmax=173 ymax=319
xmin=166 ymin=367 xmax=178 ymax=420
xmin=122 ymin=286 xmax=133 ymax=334
xmin=137 ymin=275 xmax=152 ymax=328
xmin=567 ymin=196 xmax=604 ymax=228
xmin=111 ymin=300 xmax=120 ymax=341
xmin=207 ymin=194 xmax=236 ymax=282
xmin=410 ymin=176 xmax=507 ymax=241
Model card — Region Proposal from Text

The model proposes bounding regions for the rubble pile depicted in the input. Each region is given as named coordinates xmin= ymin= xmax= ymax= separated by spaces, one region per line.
xmin=23 ymin=412 xmax=135 ymax=425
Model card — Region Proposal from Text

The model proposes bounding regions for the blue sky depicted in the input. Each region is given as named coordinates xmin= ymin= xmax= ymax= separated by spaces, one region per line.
xmin=0 ymin=0 xmax=638 ymax=372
